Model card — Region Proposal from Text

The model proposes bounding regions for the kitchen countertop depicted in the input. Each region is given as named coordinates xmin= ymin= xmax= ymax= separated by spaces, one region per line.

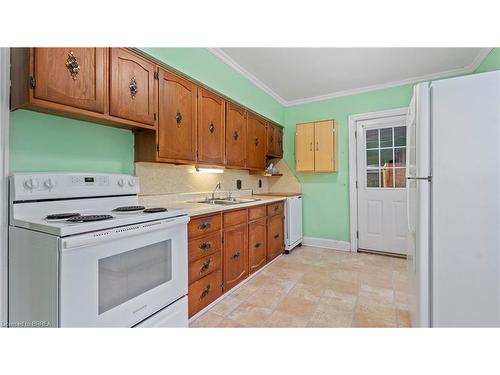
xmin=139 ymin=193 xmax=286 ymax=217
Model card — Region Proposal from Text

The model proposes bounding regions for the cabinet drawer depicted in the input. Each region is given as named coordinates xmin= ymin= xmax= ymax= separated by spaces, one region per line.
xmin=223 ymin=209 xmax=248 ymax=228
xmin=188 ymin=232 xmax=222 ymax=262
xmin=248 ymin=205 xmax=266 ymax=221
xmin=188 ymin=270 xmax=222 ymax=317
xmin=267 ymin=201 xmax=284 ymax=216
xmin=189 ymin=213 xmax=221 ymax=238
xmin=189 ymin=251 xmax=221 ymax=284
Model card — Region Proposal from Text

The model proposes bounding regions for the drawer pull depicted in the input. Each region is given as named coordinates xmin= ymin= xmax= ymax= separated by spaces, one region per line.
xmin=199 ymin=242 xmax=212 ymax=250
xmin=274 ymin=233 xmax=279 ymax=239
xmin=232 ymin=250 xmax=241 ymax=259
xmin=200 ymin=285 xmax=211 ymax=300
xmin=199 ymin=259 xmax=211 ymax=274
xmin=198 ymin=222 xmax=211 ymax=231
xmin=255 ymin=242 xmax=262 ymax=248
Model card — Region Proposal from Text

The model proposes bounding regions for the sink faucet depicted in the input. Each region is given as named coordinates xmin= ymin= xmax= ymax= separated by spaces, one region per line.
xmin=211 ymin=182 xmax=222 ymax=200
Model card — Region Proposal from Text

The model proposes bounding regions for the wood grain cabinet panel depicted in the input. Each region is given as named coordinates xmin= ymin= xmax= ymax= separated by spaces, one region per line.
xmin=267 ymin=213 xmax=284 ymax=262
xmin=188 ymin=270 xmax=222 ymax=318
xmin=109 ymin=48 xmax=157 ymax=126
xmin=248 ymin=218 xmax=267 ymax=274
xmin=157 ymin=68 xmax=197 ymax=162
xmin=197 ymin=88 xmax=225 ymax=165
xmin=31 ymin=48 xmax=106 ymax=113
xmin=246 ymin=112 xmax=267 ymax=170
xmin=223 ymin=224 xmax=248 ymax=292
xmin=314 ymin=120 xmax=337 ymax=172
xmin=223 ymin=209 xmax=248 ymax=228
xmin=225 ymin=102 xmax=247 ymax=168
xmin=248 ymin=205 xmax=267 ymax=221
xmin=188 ymin=213 xmax=222 ymax=238
xmin=188 ymin=252 xmax=222 ymax=284
xmin=267 ymin=201 xmax=284 ymax=216
xmin=295 ymin=122 xmax=315 ymax=171
xmin=275 ymin=126 xmax=284 ymax=157
xmin=188 ymin=231 xmax=222 ymax=263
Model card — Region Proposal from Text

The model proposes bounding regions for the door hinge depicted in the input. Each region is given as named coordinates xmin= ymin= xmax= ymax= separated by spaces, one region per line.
xmin=29 ymin=76 xmax=35 ymax=88
xmin=154 ymin=71 xmax=159 ymax=80
xmin=356 ymin=231 xmax=359 ymax=239
xmin=355 ymin=180 xmax=358 ymax=188
xmin=354 ymin=130 xmax=357 ymax=139
xmin=154 ymin=113 xmax=157 ymax=121
xmin=221 ymin=235 xmax=224 ymax=244
xmin=156 ymin=144 xmax=160 ymax=152
xmin=196 ymin=150 xmax=199 ymax=158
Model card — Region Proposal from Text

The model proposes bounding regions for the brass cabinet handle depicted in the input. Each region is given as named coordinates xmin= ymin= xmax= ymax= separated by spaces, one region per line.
xmin=209 ymin=122 xmax=215 ymax=133
xmin=233 ymin=131 xmax=239 ymax=140
xmin=198 ymin=222 xmax=211 ymax=231
xmin=199 ymin=259 xmax=211 ymax=274
xmin=175 ymin=111 xmax=182 ymax=127
xmin=129 ymin=77 xmax=138 ymax=98
xmin=309 ymin=142 xmax=313 ymax=151
xmin=232 ymin=250 xmax=241 ymax=259
xmin=254 ymin=138 xmax=259 ymax=147
xmin=65 ymin=51 xmax=80 ymax=80
xmin=255 ymin=242 xmax=262 ymax=248
xmin=200 ymin=285 xmax=211 ymax=300
xmin=316 ymin=141 xmax=319 ymax=151
xmin=199 ymin=242 xmax=212 ymax=250
xmin=274 ymin=233 xmax=279 ymax=239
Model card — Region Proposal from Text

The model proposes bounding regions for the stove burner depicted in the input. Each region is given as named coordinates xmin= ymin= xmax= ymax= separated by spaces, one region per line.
xmin=46 ymin=213 xmax=81 ymax=220
xmin=66 ymin=215 xmax=114 ymax=223
xmin=143 ymin=208 xmax=168 ymax=213
xmin=113 ymin=206 xmax=145 ymax=212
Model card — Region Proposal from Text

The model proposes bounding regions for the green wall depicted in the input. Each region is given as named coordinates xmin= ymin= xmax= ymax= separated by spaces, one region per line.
xmin=474 ymin=48 xmax=500 ymax=73
xmin=283 ymin=85 xmax=414 ymax=242
xmin=9 ymin=48 xmax=284 ymax=174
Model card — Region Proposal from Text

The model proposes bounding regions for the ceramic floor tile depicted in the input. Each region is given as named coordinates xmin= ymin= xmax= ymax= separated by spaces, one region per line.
xmin=321 ymin=289 xmax=357 ymax=312
xmin=227 ymin=302 xmax=274 ymax=327
xmin=288 ymin=283 xmax=325 ymax=302
xmin=209 ymin=295 xmax=244 ymax=316
xmin=357 ymin=284 xmax=395 ymax=307
xmin=190 ymin=311 xmax=225 ymax=328
xmin=217 ymin=318 xmax=247 ymax=328
xmin=265 ymin=310 xmax=309 ymax=328
xmin=309 ymin=303 xmax=354 ymax=328
xmin=274 ymin=295 xmax=319 ymax=321
xmin=397 ymin=308 xmax=411 ymax=327
xmin=247 ymin=288 xmax=288 ymax=310
xmin=352 ymin=304 xmax=397 ymax=328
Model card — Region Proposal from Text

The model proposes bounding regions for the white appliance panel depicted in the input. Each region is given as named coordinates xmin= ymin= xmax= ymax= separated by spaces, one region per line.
xmin=285 ymin=196 xmax=303 ymax=251
xmin=135 ymin=296 xmax=188 ymax=328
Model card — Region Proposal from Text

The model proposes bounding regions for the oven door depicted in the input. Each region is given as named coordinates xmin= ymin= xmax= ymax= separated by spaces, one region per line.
xmin=59 ymin=216 xmax=189 ymax=327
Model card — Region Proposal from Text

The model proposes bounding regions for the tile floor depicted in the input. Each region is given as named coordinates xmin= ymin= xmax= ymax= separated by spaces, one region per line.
xmin=190 ymin=246 xmax=411 ymax=328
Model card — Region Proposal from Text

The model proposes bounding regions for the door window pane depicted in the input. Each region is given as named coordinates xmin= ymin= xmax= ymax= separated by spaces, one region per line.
xmin=394 ymin=148 xmax=406 ymax=166
xmin=367 ymin=169 xmax=380 ymax=188
xmin=366 ymin=129 xmax=378 ymax=149
xmin=366 ymin=150 xmax=379 ymax=168
xmin=394 ymin=126 xmax=407 ymax=147
xmin=395 ymin=168 xmax=406 ymax=188
xmin=380 ymin=148 xmax=394 ymax=167
xmin=382 ymin=167 xmax=395 ymax=188
xmin=98 ymin=240 xmax=172 ymax=314
xmin=380 ymin=128 xmax=393 ymax=148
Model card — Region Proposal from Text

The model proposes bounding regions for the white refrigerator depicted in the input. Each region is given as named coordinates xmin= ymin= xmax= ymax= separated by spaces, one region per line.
xmin=406 ymin=71 xmax=500 ymax=327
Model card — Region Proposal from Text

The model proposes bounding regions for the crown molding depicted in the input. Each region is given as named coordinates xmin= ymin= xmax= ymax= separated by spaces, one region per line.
xmin=209 ymin=48 xmax=493 ymax=107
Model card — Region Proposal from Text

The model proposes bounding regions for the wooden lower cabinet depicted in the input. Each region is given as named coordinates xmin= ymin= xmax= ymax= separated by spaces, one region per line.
xmin=248 ymin=218 xmax=267 ymax=274
xmin=267 ymin=212 xmax=284 ymax=262
xmin=223 ymin=223 xmax=248 ymax=292
xmin=188 ymin=202 xmax=285 ymax=318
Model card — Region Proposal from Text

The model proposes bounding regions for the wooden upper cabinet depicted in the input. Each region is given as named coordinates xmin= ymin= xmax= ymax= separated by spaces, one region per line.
xmin=246 ymin=112 xmax=267 ymax=170
xmin=109 ymin=48 xmax=157 ymax=127
xmin=197 ymin=88 xmax=225 ymax=165
xmin=295 ymin=122 xmax=315 ymax=171
xmin=225 ymin=102 xmax=247 ymax=168
xmin=157 ymin=68 xmax=197 ymax=162
xmin=314 ymin=120 xmax=337 ymax=172
xmin=275 ymin=126 xmax=284 ymax=158
xmin=31 ymin=48 xmax=106 ymax=113
xmin=266 ymin=122 xmax=284 ymax=158
xmin=295 ymin=120 xmax=337 ymax=172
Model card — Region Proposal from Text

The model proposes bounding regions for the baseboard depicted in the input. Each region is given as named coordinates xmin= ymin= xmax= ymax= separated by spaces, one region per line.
xmin=302 ymin=236 xmax=351 ymax=251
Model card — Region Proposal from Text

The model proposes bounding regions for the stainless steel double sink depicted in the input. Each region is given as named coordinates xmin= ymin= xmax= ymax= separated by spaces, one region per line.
xmin=192 ymin=197 xmax=261 ymax=206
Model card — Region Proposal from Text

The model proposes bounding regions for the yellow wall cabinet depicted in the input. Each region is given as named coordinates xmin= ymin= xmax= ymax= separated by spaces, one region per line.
xmin=295 ymin=120 xmax=337 ymax=172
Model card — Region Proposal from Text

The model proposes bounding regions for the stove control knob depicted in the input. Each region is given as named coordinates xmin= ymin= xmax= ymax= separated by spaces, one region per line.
xmin=117 ymin=178 xmax=126 ymax=187
xmin=128 ymin=178 xmax=137 ymax=187
xmin=44 ymin=178 xmax=56 ymax=189
xmin=23 ymin=177 xmax=38 ymax=190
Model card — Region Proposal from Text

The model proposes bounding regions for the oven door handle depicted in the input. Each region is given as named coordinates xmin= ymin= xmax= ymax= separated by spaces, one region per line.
xmin=62 ymin=216 xmax=190 ymax=250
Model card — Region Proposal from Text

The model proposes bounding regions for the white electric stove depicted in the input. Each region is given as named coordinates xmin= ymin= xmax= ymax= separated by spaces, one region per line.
xmin=8 ymin=172 xmax=189 ymax=328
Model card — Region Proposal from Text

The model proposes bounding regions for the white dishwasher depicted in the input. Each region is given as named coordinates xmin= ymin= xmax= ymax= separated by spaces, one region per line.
xmin=284 ymin=195 xmax=303 ymax=253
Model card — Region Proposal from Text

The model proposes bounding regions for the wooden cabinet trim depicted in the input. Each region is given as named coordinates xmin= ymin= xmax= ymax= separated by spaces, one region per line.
xmin=197 ymin=87 xmax=226 ymax=165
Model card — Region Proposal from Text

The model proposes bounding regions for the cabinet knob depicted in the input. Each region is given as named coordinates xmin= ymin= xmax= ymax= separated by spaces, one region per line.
xmin=232 ymin=250 xmax=241 ymax=259
xmin=199 ymin=242 xmax=212 ymax=250
xmin=209 ymin=122 xmax=215 ymax=133
xmin=255 ymin=242 xmax=262 ymax=248
xmin=233 ymin=131 xmax=239 ymax=140
xmin=198 ymin=222 xmax=211 ymax=231
xmin=65 ymin=51 xmax=80 ymax=80
xmin=274 ymin=233 xmax=279 ymax=239
xmin=254 ymin=138 xmax=259 ymax=147
xmin=129 ymin=77 xmax=138 ymax=98
xmin=199 ymin=259 xmax=211 ymax=274
xmin=200 ymin=285 xmax=211 ymax=300
xmin=175 ymin=111 xmax=183 ymax=127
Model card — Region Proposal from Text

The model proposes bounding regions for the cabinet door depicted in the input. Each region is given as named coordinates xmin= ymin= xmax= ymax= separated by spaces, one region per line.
xmin=314 ymin=120 xmax=336 ymax=172
xmin=157 ymin=68 xmax=197 ymax=162
xmin=197 ymin=88 xmax=225 ymax=165
xmin=275 ymin=126 xmax=283 ymax=157
xmin=267 ymin=214 xmax=284 ymax=262
xmin=225 ymin=102 xmax=247 ymax=167
xmin=223 ymin=224 xmax=248 ymax=291
xmin=266 ymin=122 xmax=276 ymax=156
xmin=109 ymin=48 xmax=156 ymax=126
xmin=296 ymin=123 xmax=315 ymax=171
xmin=33 ymin=48 xmax=106 ymax=113
xmin=248 ymin=218 xmax=267 ymax=274
xmin=246 ymin=112 xmax=267 ymax=170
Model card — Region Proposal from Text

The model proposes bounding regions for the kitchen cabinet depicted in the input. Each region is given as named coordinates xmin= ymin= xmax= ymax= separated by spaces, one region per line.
xmin=248 ymin=218 xmax=267 ymax=274
xmin=188 ymin=270 xmax=223 ymax=318
xmin=109 ymin=48 xmax=157 ymax=126
xmin=246 ymin=112 xmax=267 ymax=170
xmin=197 ymin=88 xmax=225 ymax=165
xmin=266 ymin=122 xmax=284 ymax=158
xmin=223 ymin=223 xmax=249 ymax=291
xmin=267 ymin=202 xmax=285 ymax=262
xmin=295 ymin=119 xmax=337 ymax=172
xmin=225 ymin=102 xmax=247 ymax=168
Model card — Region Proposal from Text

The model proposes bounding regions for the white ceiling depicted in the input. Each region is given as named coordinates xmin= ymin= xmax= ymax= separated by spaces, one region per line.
xmin=209 ymin=48 xmax=491 ymax=106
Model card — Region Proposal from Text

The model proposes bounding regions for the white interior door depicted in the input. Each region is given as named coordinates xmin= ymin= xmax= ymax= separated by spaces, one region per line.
xmin=356 ymin=115 xmax=408 ymax=254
